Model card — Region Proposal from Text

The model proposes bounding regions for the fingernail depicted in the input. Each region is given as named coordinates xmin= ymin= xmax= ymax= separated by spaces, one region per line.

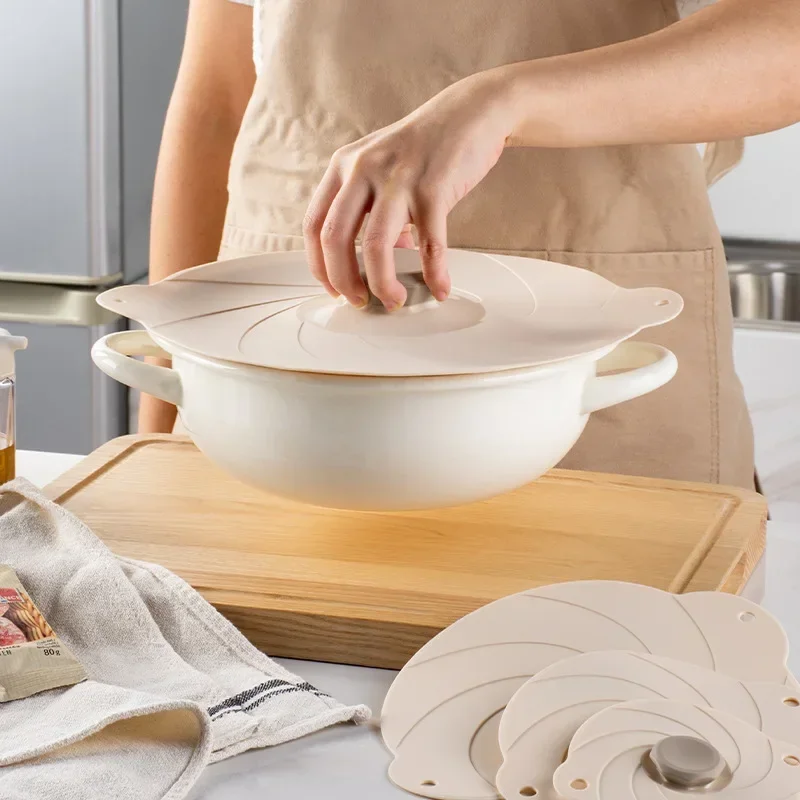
xmin=349 ymin=294 xmax=369 ymax=308
xmin=433 ymin=289 xmax=449 ymax=302
xmin=386 ymin=291 xmax=407 ymax=311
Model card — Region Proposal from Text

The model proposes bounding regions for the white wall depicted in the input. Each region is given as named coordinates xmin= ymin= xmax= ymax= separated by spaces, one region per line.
xmin=733 ymin=327 xmax=800 ymax=508
xmin=709 ymin=124 xmax=800 ymax=243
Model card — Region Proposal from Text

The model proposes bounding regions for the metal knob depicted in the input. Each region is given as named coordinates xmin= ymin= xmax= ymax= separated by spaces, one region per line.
xmin=364 ymin=271 xmax=433 ymax=310
xmin=644 ymin=736 xmax=728 ymax=790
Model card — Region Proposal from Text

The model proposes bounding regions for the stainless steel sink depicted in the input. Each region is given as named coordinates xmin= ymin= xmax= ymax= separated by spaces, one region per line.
xmin=726 ymin=241 xmax=800 ymax=325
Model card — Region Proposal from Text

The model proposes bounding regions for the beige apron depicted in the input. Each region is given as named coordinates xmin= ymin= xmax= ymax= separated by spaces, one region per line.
xmin=217 ymin=0 xmax=754 ymax=489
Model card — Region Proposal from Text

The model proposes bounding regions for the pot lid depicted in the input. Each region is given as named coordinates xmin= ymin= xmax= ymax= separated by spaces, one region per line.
xmin=97 ymin=249 xmax=683 ymax=377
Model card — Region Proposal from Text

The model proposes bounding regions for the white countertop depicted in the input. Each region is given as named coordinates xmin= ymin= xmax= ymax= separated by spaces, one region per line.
xmin=16 ymin=449 xmax=800 ymax=799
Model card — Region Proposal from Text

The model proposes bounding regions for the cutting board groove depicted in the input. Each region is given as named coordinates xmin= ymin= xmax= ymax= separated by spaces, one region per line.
xmin=45 ymin=435 xmax=767 ymax=669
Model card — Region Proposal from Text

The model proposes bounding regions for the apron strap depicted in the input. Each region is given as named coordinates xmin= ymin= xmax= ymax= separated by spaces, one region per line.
xmin=703 ymin=139 xmax=745 ymax=186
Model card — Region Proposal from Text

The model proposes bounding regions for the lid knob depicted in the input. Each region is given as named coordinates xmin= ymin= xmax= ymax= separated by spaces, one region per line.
xmin=644 ymin=736 xmax=727 ymax=789
xmin=365 ymin=271 xmax=434 ymax=310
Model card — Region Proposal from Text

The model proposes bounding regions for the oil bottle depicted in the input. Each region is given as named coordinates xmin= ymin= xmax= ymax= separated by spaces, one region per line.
xmin=0 ymin=329 xmax=27 ymax=484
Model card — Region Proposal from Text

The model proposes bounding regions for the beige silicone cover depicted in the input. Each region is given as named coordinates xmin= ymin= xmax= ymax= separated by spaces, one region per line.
xmin=380 ymin=581 xmax=791 ymax=800
xmin=95 ymin=248 xmax=682 ymax=377
xmin=553 ymin=699 xmax=800 ymax=799
xmin=497 ymin=651 xmax=800 ymax=800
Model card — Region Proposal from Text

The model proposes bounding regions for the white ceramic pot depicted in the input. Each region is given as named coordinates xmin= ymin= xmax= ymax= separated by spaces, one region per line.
xmin=92 ymin=329 xmax=677 ymax=511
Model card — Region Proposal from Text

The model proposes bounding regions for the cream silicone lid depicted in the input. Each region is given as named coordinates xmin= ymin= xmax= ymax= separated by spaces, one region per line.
xmin=554 ymin=700 xmax=800 ymax=799
xmin=97 ymin=248 xmax=683 ymax=377
xmin=380 ymin=580 xmax=792 ymax=800
xmin=497 ymin=651 xmax=800 ymax=800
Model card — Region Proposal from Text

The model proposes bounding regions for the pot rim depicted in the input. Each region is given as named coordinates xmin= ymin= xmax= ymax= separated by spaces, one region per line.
xmin=150 ymin=329 xmax=620 ymax=389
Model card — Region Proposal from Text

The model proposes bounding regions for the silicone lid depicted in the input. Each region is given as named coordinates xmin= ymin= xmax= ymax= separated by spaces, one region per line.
xmin=380 ymin=580 xmax=791 ymax=800
xmin=497 ymin=650 xmax=800 ymax=800
xmin=0 ymin=329 xmax=27 ymax=380
xmin=555 ymin=700 xmax=800 ymax=799
xmin=96 ymin=248 xmax=683 ymax=377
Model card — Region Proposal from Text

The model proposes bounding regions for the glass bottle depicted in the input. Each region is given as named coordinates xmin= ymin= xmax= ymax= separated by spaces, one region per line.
xmin=0 ymin=329 xmax=28 ymax=485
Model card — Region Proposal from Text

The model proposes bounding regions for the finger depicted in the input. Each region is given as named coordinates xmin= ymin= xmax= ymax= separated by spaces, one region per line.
xmin=395 ymin=224 xmax=415 ymax=250
xmin=303 ymin=168 xmax=342 ymax=297
xmin=412 ymin=194 xmax=450 ymax=301
xmin=320 ymin=179 xmax=372 ymax=306
xmin=362 ymin=194 xmax=411 ymax=310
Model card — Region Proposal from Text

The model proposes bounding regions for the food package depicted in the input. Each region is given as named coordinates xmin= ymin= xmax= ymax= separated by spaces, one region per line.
xmin=0 ymin=564 xmax=86 ymax=701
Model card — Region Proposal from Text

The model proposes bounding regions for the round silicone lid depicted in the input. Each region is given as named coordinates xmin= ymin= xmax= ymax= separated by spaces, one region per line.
xmin=96 ymin=248 xmax=683 ymax=377
xmin=555 ymin=700 xmax=800 ymax=800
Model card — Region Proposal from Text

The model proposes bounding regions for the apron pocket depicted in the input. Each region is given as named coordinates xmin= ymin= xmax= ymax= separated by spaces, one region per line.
xmin=549 ymin=249 xmax=717 ymax=478
xmin=484 ymin=248 xmax=708 ymax=485
xmin=538 ymin=248 xmax=751 ymax=488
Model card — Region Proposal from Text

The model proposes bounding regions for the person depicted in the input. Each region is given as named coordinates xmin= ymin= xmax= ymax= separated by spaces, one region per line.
xmin=140 ymin=0 xmax=800 ymax=490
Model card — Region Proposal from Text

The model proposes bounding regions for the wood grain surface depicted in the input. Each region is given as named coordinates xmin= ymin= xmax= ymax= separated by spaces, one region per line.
xmin=45 ymin=435 xmax=768 ymax=669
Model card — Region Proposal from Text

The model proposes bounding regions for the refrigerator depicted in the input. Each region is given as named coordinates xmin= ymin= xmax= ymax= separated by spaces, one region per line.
xmin=0 ymin=0 xmax=189 ymax=454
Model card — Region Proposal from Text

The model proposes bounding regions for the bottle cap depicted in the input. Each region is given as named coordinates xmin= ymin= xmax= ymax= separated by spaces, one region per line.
xmin=0 ymin=329 xmax=28 ymax=380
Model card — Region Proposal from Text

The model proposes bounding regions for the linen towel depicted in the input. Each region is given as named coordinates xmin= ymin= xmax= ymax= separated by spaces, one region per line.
xmin=0 ymin=479 xmax=370 ymax=799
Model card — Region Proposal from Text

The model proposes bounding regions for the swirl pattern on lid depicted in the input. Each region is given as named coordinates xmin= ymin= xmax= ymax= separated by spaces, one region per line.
xmin=97 ymin=249 xmax=682 ymax=377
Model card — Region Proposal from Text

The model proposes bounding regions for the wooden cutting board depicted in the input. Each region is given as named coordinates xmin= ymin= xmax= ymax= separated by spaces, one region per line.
xmin=45 ymin=435 xmax=767 ymax=670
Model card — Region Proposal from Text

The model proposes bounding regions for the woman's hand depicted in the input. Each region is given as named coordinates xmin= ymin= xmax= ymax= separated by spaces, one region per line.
xmin=303 ymin=0 xmax=800 ymax=312
xmin=303 ymin=72 xmax=515 ymax=310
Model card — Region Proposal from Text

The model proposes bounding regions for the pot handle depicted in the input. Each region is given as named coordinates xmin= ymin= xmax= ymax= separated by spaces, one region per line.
xmin=582 ymin=341 xmax=677 ymax=415
xmin=91 ymin=330 xmax=183 ymax=407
